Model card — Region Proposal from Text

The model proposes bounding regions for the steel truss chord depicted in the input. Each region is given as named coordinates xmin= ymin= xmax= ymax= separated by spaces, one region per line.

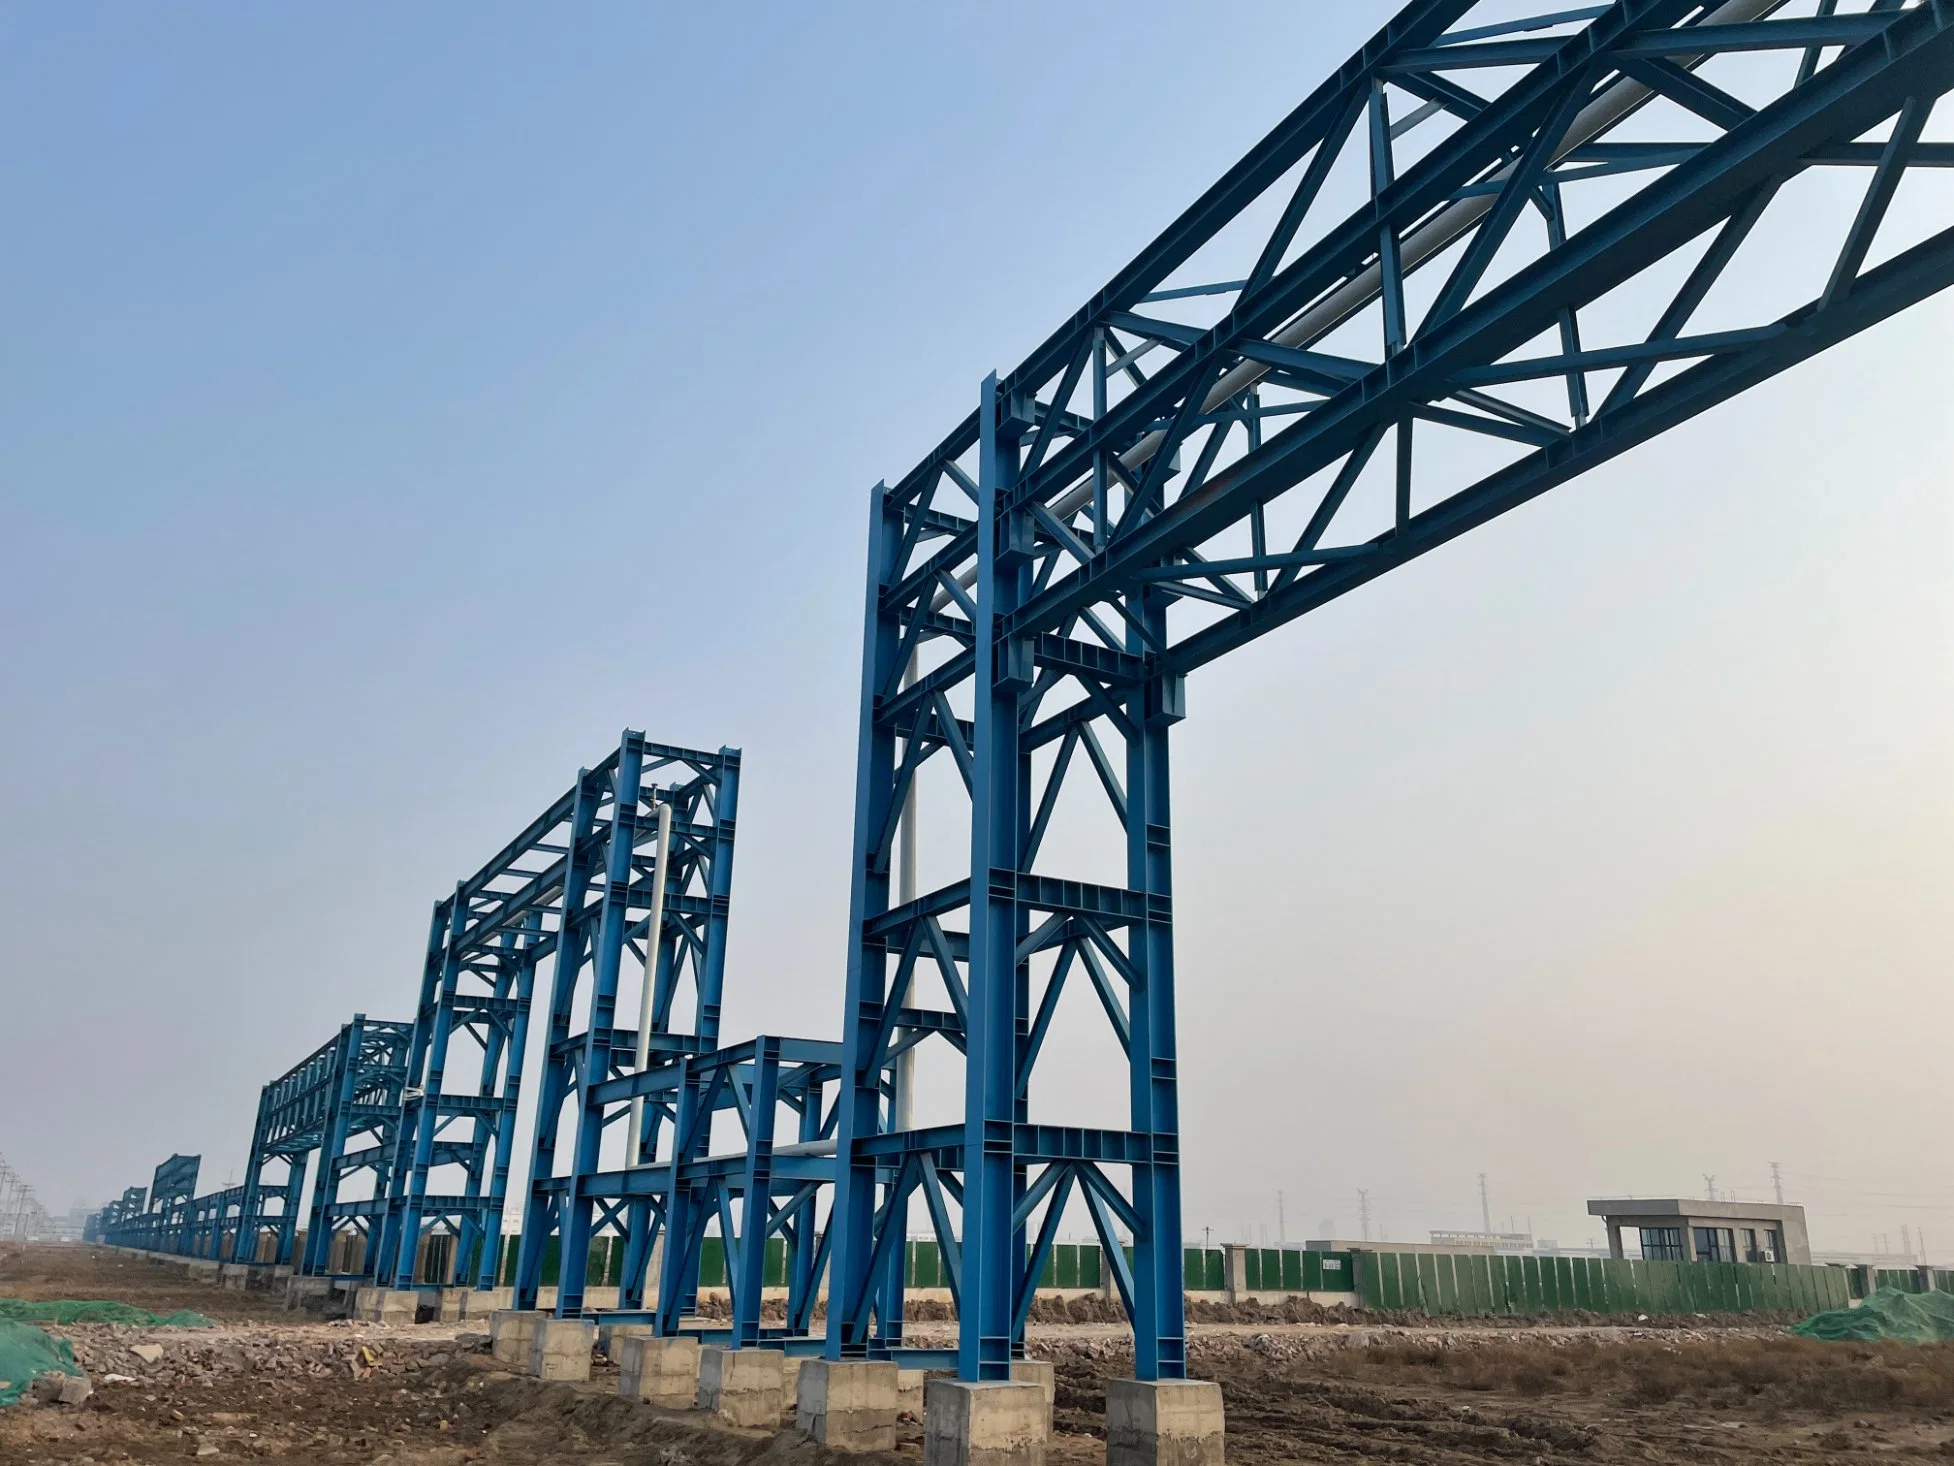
xmin=830 ymin=0 xmax=1954 ymax=1385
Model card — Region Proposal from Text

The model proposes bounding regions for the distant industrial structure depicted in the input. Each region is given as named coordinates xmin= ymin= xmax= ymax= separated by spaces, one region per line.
xmin=1589 ymin=1198 xmax=1811 ymax=1266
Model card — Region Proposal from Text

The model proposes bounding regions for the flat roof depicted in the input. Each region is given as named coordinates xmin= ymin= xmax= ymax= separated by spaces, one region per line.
xmin=1586 ymin=1198 xmax=1804 ymax=1222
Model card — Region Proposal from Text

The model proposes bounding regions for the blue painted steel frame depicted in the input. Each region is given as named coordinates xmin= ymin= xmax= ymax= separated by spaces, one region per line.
xmin=511 ymin=734 xmax=743 ymax=1318
xmin=300 ymin=1017 xmax=414 ymax=1276
xmin=89 ymin=4 xmax=1954 ymax=1388
xmin=828 ymin=0 xmax=1954 ymax=1382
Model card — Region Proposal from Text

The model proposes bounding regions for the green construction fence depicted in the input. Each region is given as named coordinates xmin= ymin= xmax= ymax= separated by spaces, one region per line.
xmin=1352 ymin=1249 xmax=1854 ymax=1317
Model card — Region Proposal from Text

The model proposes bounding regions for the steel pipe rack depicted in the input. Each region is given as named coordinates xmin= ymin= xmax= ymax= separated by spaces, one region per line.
xmin=88 ymin=1 xmax=1954 ymax=1394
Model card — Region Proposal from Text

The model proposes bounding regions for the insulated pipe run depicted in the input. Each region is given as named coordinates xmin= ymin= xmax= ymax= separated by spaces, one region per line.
xmin=624 ymin=795 xmax=674 ymax=1167
xmin=938 ymin=0 xmax=1781 ymax=608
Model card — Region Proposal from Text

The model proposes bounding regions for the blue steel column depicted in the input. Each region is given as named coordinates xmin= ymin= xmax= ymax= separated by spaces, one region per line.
xmin=302 ymin=1018 xmax=365 ymax=1275
xmin=1127 ymin=596 xmax=1186 ymax=1381
xmin=513 ymin=770 xmax=602 ymax=1311
xmin=472 ymin=946 xmax=537 ymax=1289
xmin=963 ymin=373 xmax=1030 ymax=1381
xmin=555 ymin=736 xmax=647 ymax=1316
xmin=654 ymin=1056 xmax=708 ymax=1334
xmin=826 ymin=478 xmax=904 ymax=1360
xmin=693 ymin=750 xmax=740 ymax=1044
xmin=380 ymin=895 xmax=463 ymax=1286
xmin=275 ymin=1154 xmax=309 ymax=1265
xmin=235 ymin=1110 xmax=273 ymax=1268
xmin=729 ymin=1040 xmax=781 ymax=1347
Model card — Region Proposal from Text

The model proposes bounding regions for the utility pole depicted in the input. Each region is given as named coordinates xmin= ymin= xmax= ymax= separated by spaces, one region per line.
xmin=1358 ymin=1190 xmax=1372 ymax=1243
xmin=1903 ymin=1224 xmax=1914 ymax=1261
xmin=1478 ymin=1173 xmax=1492 ymax=1235
xmin=1770 ymin=1161 xmax=1783 ymax=1205
xmin=1702 ymin=1173 xmax=1717 ymax=1202
xmin=1277 ymin=1191 xmax=1286 ymax=1246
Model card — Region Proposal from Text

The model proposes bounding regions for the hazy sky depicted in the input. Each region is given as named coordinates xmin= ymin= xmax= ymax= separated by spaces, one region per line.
xmin=3 ymin=4 xmax=1951 ymax=1261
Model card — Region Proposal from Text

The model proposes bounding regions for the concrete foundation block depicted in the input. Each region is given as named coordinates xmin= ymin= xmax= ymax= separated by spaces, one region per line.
xmin=796 ymin=1359 xmax=900 ymax=1451
xmin=463 ymin=1287 xmax=515 ymax=1320
xmin=529 ymin=1317 xmax=597 ymax=1382
xmin=617 ymin=1334 xmax=700 ymax=1408
xmin=898 ymin=1369 xmax=928 ymax=1419
xmin=1106 ymin=1378 xmax=1225 ymax=1466
xmin=698 ymin=1346 xmax=785 ymax=1428
xmin=436 ymin=1288 xmax=469 ymax=1324
xmin=219 ymin=1264 xmax=253 ymax=1291
xmin=1013 ymin=1361 xmax=1055 ymax=1434
xmin=923 ymin=1379 xmax=1047 ymax=1466
xmin=284 ymin=1276 xmax=331 ymax=1311
xmin=597 ymin=1322 xmax=656 ymax=1361
xmin=489 ymin=1310 xmax=543 ymax=1368
xmin=351 ymin=1286 xmax=418 ymax=1324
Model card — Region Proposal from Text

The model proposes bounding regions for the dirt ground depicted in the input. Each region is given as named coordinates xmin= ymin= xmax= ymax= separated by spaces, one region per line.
xmin=6 ymin=1243 xmax=1954 ymax=1465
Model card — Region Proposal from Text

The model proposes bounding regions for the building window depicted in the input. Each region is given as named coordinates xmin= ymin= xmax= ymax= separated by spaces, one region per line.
xmin=1765 ymin=1228 xmax=1783 ymax=1263
xmin=1742 ymin=1228 xmax=1761 ymax=1263
xmin=1640 ymin=1227 xmax=1685 ymax=1261
xmin=1694 ymin=1227 xmax=1737 ymax=1262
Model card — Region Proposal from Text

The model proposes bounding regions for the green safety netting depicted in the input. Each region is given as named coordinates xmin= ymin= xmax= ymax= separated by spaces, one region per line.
xmin=0 ymin=1320 xmax=82 ymax=1408
xmin=1792 ymin=1287 xmax=1954 ymax=1343
xmin=0 ymin=1298 xmax=215 ymax=1328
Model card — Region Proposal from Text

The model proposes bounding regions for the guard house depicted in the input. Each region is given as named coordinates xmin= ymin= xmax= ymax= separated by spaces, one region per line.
xmin=1587 ymin=1198 xmax=1811 ymax=1266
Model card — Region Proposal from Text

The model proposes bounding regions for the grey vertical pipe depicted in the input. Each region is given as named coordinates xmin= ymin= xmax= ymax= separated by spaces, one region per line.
xmin=893 ymin=657 xmax=920 ymax=1132
xmin=625 ymin=797 xmax=675 ymax=1167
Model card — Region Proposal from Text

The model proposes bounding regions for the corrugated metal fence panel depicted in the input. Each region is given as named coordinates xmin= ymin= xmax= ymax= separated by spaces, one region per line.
xmin=1345 ymin=1251 xmax=1849 ymax=1319
xmin=699 ymin=1237 xmax=725 ymax=1287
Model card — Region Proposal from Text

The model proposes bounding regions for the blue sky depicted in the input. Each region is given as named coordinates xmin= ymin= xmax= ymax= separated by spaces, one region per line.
xmin=3 ymin=3 xmax=1952 ymax=1255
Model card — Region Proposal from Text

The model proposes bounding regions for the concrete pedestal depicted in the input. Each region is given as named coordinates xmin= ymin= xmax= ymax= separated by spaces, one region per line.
xmin=796 ymin=1359 xmax=900 ymax=1451
xmin=898 ymin=1369 xmax=928 ymax=1419
xmin=529 ymin=1317 xmax=596 ymax=1381
xmin=489 ymin=1310 xmax=543 ymax=1368
xmin=284 ymin=1276 xmax=332 ymax=1311
xmin=1013 ymin=1361 xmax=1055 ymax=1435
xmin=463 ymin=1287 xmax=514 ymax=1320
xmin=618 ymin=1335 xmax=701 ymax=1408
xmin=353 ymin=1287 xmax=421 ymax=1325
xmin=1106 ymin=1379 xmax=1225 ymax=1466
xmin=923 ymin=1379 xmax=1047 ymax=1466
xmin=597 ymin=1322 xmax=656 ymax=1360
xmin=699 ymin=1346 xmax=785 ymax=1427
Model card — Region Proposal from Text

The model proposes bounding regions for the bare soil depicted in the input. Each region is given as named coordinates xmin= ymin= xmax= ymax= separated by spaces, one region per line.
xmin=5 ymin=1244 xmax=1953 ymax=1465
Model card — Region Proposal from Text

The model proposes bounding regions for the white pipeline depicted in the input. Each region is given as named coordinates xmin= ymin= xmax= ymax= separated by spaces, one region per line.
xmin=624 ymin=796 xmax=674 ymax=1167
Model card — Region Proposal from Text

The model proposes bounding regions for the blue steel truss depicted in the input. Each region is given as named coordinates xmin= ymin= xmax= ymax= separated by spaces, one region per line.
xmin=299 ymin=1016 xmax=414 ymax=1276
xmin=81 ymin=0 xmax=1954 ymax=1394
xmin=830 ymin=0 xmax=1954 ymax=1381
xmin=150 ymin=1155 xmax=200 ymax=1253
xmin=512 ymin=734 xmax=742 ymax=1317
xmin=369 ymin=774 xmax=587 ymax=1291
xmin=234 ymin=1029 xmax=363 ymax=1268
xmin=584 ymin=1034 xmax=841 ymax=1347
